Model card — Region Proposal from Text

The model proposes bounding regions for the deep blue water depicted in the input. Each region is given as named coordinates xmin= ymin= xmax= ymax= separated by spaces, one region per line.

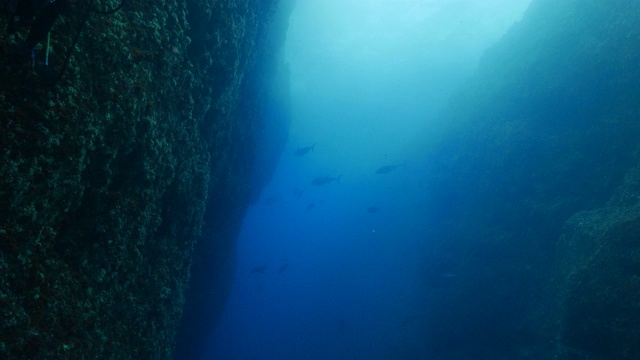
xmin=205 ymin=1 xmax=532 ymax=359
xmin=208 ymin=152 xmax=431 ymax=359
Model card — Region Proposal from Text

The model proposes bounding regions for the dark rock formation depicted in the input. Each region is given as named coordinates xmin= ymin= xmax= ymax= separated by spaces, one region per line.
xmin=174 ymin=2 xmax=295 ymax=359
xmin=0 ymin=0 xmax=289 ymax=359
xmin=418 ymin=0 xmax=640 ymax=358
xmin=549 ymin=166 xmax=640 ymax=359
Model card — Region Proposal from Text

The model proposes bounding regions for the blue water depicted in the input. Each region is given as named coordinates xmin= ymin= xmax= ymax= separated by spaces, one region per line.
xmin=206 ymin=1 xmax=531 ymax=359
xmin=208 ymin=153 xmax=431 ymax=359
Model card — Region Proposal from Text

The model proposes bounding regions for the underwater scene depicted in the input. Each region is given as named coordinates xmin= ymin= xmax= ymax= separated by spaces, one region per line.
xmin=2 ymin=0 xmax=640 ymax=359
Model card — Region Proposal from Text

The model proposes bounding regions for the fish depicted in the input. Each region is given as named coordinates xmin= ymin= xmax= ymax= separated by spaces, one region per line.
xmin=250 ymin=265 xmax=268 ymax=274
xmin=367 ymin=206 xmax=380 ymax=214
xmin=292 ymin=188 xmax=303 ymax=198
xmin=311 ymin=175 xmax=342 ymax=186
xmin=306 ymin=202 xmax=315 ymax=211
xmin=278 ymin=263 xmax=289 ymax=274
xmin=311 ymin=175 xmax=341 ymax=186
xmin=423 ymin=258 xmax=457 ymax=289
xmin=294 ymin=143 xmax=316 ymax=156
xmin=375 ymin=163 xmax=405 ymax=174
xmin=263 ymin=195 xmax=282 ymax=206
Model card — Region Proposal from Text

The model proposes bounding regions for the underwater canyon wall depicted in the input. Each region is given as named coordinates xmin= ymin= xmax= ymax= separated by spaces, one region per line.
xmin=0 ymin=0 xmax=289 ymax=358
xmin=419 ymin=0 xmax=640 ymax=359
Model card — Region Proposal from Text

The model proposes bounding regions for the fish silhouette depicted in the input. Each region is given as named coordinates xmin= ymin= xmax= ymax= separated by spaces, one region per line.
xmin=278 ymin=263 xmax=289 ymax=274
xmin=250 ymin=265 xmax=268 ymax=274
xmin=375 ymin=163 xmax=405 ymax=174
xmin=263 ymin=195 xmax=282 ymax=206
xmin=294 ymin=143 xmax=316 ymax=156
xmin=312 ymin=175 xmax=341 ymax=186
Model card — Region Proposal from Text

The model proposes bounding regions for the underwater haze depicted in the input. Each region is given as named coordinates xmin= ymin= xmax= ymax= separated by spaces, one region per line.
xmin=207 ymin=0 xmax=531 ymax=359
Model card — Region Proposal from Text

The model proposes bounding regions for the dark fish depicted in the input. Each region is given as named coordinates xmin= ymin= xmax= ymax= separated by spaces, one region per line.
xmin=263 ymin=195 xmax=282 ymax=206
xmin=423 ymin=258 xmax=457 ymax=289
xmin=250 ymin=265 xmax=268 ymax=274
xmin=278 ymin=263 xmax=289 ymax=274
xmin=367 ymin=206 xmax=380 ymax=214
xmin=375 ymin=163 xmax=405 ymax=174
xmin=311 ymin=175 xmax=341 ymax=186
xmin=294 ymin=143 xmax=316 ymax=156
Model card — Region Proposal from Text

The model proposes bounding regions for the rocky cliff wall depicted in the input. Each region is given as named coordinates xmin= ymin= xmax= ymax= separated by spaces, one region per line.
xmin=174 ymin=1 xmax=295 ymax=359
xmin=419 ymin=0 xmax=640 ymax=358
xmin=0 ymin=0 xmax=287 ymax=358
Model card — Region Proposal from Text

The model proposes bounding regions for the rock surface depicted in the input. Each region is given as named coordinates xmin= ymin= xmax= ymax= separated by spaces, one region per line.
xmin=419 ymin=0 xmax=640 ymax=358
xmin=0 ymin=0 xmax=288 ymax=358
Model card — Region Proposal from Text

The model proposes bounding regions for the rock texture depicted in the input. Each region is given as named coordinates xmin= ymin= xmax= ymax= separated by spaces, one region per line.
xmin=174 ymin=2 xmax=295 ymax=358
xmin=419 ymin=0 xmax=640 ymax=358
xmin=0 ymin=0 xmax=287 ymax=358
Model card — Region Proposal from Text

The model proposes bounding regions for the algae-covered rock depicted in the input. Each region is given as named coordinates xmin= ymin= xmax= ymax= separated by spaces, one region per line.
xmin=416 ymin=0 xmax=640 ymax=358
xmin=550 ymin=167 xmax=640 ymax=359
xmin=0 ymin=0 xmax=285 ymax=358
